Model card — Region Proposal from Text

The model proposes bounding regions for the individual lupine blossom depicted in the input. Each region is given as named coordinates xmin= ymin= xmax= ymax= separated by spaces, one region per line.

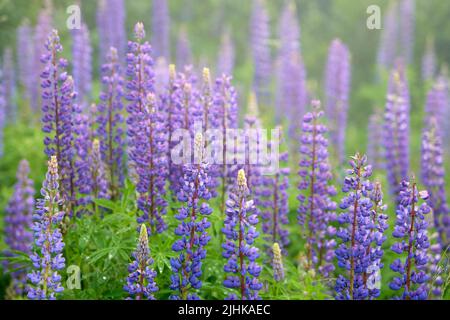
xmin=211 ymin=74 xmax=239 ymax=212
xmin=31 ymin=6 xmax=52 ymax=113
xmin=124 ymin=224 xmax=158 ymax=300
xmin=376 ymin=1 xmax=399 ymax=70
xmin=17 ymin=20 xmax=34 ymax=103
xmin=364 ymin=182 xmax=389 ymax=298
xmin=170 ymin=133 xmax=213 ymax=300
xmin=383 ymin=66 xmax=410 ymax=196
xmin=424 ymin=77 xmax=449 ymax=140
xmin=3 ymin=160 xmax=35 ymax=296
xmin=389 ymin=178 xmax=431 ymax=300
xmin=217 ymin=30 xmax=235 ymax=76
xmin=399 ymin=0 xmax=416 ymax=65
xmin=71 ymin=23 xmax=92 ymax=105
xmin=176 ymin=26 xmax=193 ymax=68
xmin=272 ymin=243 xmax=285 ymax=282
xmin=297 ymin=101 xmax=337 ymax=277
xmin=27 ymin=156 xmax=66 ymax=300
xmin=367 ymin=108 xmax=385 ymax=170
xmin=421 ymin=117 xmax=449 ymax=248
xmin=324 ymin=39 xmax=351 ymax=163
xmin=41 ymin=29 xmax=78 ymax=214
xmin=97 ymin=0 xmax=126 ymax=63
xmin=275 ymin=1 xmax=307 ymax=128
xmin=97 ymin=47 xmax=125 ymax=200
xmin=222 ymin=169 xmax=262 ymax=300
xmin=2 ymin=48 xmax=17 ymax=122
xmin=335 ymin=153 xmax=380 ymax=300
xmin=422 ymin=37 xmax=437 ymax=82
xmin=151 ymin=0 xmax=170 ymax=60
xmin=249 ymin=0 xmax=271 ymax=102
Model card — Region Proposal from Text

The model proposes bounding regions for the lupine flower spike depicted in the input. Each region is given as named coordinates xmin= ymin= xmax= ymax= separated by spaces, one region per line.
xmin=335 ymin=153 xmax=386 ymax=300
xmin=272 ymin=243 xmax=285 ymax=282
xmin=389 ymin=177 xmax=431 ymax=300
xmin=298 ymin=100 xmax=337 ymax=277
xmin=126 ymin=23 xmax=168 ymax=234
xmin=383 ymin=66 xmax=410 ymax=196
xmin=27 ymin=156 xmax=66 ymax=300
xmin=97 ymin=46 xmax=125 ymax=200
xmin=421 ymin=117 xmax=449 ymax=249
xmin=222 ymin=169 xmax=262 ymax=300
xmin=4 ymin=160 xmax=35 ymax=296
xmin=170 ymin=133 xmax=213 ymax=300
xmin=41 ymin=29 xmax=78 ymax=215
xmin=124 ymin=224 xmax=158 ymax=300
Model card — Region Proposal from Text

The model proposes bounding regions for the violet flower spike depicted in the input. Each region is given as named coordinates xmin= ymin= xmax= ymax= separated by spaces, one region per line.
xmin=297 ymin=100 xmax=337 ymax=277
xmin=27 ymin=156 xmax=66 ymax=300
xmin=169 ymin=133 xmax=212 ymax=300
xmin=124 ymin=224 xmax=158 ymax=300
xmin=389 ymin=177 xmax=431 ymax=300
xmin=3 ymin=160 xmax=35 ymax=296
xmin=222 ymin=169 xmax=262 ymax=300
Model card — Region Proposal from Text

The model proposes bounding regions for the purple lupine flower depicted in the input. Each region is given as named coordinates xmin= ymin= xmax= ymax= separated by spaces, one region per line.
xmin=168 ymin=70 xmax=203 ymax=195
xmin=124 ymin=224 xmax=158 ymax=300
xmin=377 ymin=0 xmax=415 ymax=70
xmin=97 ymin=0 xmax=126 ymax=63
xmin=383 ymin=65 xmax=410 ymax=196
xmin=211 ymin=74 xmax=239 ymax=212
xmin=424 ymin=77 xmax=449 ymax=141
xmin=367 ymin=108 xmax=385 ymax=170
xmin=422 ymin=38 xmax=437 ymax=82
xmin=324 ymin=39 xmax=351 ymax=163
xmin=243 ymin=92 xmax=263 ymax=195
xmin=170 ymin=133 xmax=212 ymax=300
xmin=2 ymin=48 xmax=17 ymax=122
xmin=3 ymin=160 xmax=35 ymax=296
xmin=297 ymin=101 xmax=337 ymax=277
xmin=222 ymin=169 xmax=262 ymax=300
xmin=426 ymin=227 xmax=445 ymax=298
xmin=90 ymin=139 xmax=109 ymax=201
xmin=217 ymin=30 xmax=235 ymax=77
xmin=176 ymin=26 xmax=193 ymax=69
xmin=421 ymin=117 xmax=449 ymax=248
xmin=399 ymin=0 xmax=415 ymax=65
xmin=154 ymin=57 xmax=169 ymax=93
xmin=71 ymin=23 xmax=92 ymax=105
xmin=199 ymin=68 xmax=219 ymax=197
xmin=27 ymin=156 xmax=66 ymax=300
xmin=73 ymin=111 xmax=92 ymax=209
xmin=335 ymin=153 xmax=382 ymax=300
xmin=40 ymin=29 xmax=78 ymax=214
xmin=126 ymin=23 xmax=168 ymax=233
xmin=250 ymin=0 xmax=271 ymax=103
xmin=389 ymin=178 xmax=431 ymax=300
xmin=31 ymin=6 xmax=52 ymax=113
xmin=272 ymin=243 xmax=285 ymax=282
xmin=97 ymin=47 xmax=125 ymax=200
xmin=151 ymin=0 xmax=170 ymax=60
xmin=275 ymin=1 xmax=307 ymax=128
xmin=364 ymin=182 xmax=389 ymax=298
xmin=377 ymin=1 xmax=399 ymax=70
xmin=17 ymin=20 xmax=34 ymax=104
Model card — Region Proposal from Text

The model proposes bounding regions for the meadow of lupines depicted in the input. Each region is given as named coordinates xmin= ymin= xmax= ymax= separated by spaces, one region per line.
xmin=0 ymin=0 xmax=449 ymax=301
